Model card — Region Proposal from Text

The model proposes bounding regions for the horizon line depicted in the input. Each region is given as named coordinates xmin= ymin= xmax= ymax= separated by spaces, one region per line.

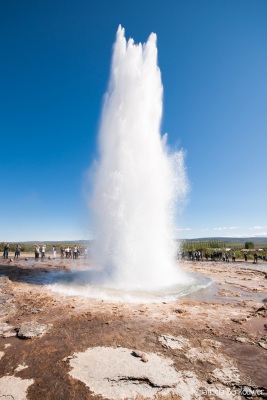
xmin=1 ymin=235 xmax=267 ymax=244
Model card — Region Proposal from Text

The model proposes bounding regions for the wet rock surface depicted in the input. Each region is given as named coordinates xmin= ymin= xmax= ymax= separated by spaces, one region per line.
xmin=0 ymin=258 xmax=266 ymax=399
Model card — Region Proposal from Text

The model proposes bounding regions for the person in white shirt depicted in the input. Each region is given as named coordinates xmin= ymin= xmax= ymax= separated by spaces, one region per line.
xmin=65 ymin=247 xmax=70 ymax=258
xmin=41 ymin=245 xmax=46 ymax=260
xmin=52 ymin=246 xmax=56 ymax=259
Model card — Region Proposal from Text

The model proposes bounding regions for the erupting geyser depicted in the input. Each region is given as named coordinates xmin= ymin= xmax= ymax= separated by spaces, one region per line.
xmin=90 ymin=26 xmax=189 ymax=290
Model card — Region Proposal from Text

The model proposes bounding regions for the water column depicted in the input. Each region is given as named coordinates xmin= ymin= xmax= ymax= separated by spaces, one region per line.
xmin=91 ymin=26 xmax=188 ymax=290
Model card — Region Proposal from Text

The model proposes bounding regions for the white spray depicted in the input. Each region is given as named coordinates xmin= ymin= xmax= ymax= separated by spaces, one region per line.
xmin=90 ymin=26 xmax=188 ymax=290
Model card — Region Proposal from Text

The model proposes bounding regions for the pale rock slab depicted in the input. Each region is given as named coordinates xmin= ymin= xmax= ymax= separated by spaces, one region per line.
xmin=68 ymin=346 xmax=202 ymax=400
xmin=17 ymin=321 xmax=51 ymax=339
xmin=0 ymin=376 xmax=34 ymax=400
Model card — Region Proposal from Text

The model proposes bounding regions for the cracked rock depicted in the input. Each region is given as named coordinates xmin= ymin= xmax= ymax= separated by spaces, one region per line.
xmin=258 ymin=336 xmax=267 ymax=350
xmin=158 ymin=334 xmax=190 ymax=349
xmin=0 ymin=322 xmax=15 ymax=337
xmin=209 ymin=367 xmax=241 ymax=385
xmin=17 ymin=321 xmax=51 ymax=339
xmin=235 ymin=337 xmax=255 ymax=344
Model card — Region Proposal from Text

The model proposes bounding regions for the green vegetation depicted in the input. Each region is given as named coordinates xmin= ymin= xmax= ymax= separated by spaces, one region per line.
xmin=182 ymin=239 xmax=226 ymax=251
xmin=181 ymin=239 xmax=224 ymax=258
xmin=245 ymin=241 xmax=254 ymax=249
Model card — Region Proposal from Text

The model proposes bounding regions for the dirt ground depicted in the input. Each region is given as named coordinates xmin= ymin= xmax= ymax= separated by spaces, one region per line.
xmin=0 ymin=256 xmax=266 ymax=400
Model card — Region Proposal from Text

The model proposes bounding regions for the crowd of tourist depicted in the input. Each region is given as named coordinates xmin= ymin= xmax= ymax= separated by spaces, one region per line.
xmin=2 ymin=243 xmax=88 ymax=261
xmin=34 ymin=245 xmax=88 ymax=261
xmin=177 ymin=250 xmax=266 ymax=263
xmin=2 ymin=243 xmax=266 ymax=264
xmin=178 ymin=250 xmax=236 ymax=262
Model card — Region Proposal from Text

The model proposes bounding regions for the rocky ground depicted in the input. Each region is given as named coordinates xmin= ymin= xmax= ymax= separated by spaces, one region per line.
xmin=0 ymin=257 xmax=267 ymax=400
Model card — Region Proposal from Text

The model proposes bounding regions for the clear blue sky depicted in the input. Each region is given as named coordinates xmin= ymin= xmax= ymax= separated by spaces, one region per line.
xmin=1 ymin=0 xmax=267 ymax=242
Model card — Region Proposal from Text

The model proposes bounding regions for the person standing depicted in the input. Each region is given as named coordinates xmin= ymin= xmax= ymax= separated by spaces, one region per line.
xmin=244 ymin=252 xmax=248 ymax=262
xmin=52 ymin=245 xmax=56 ymax=259
xmin=41 ymin=245 xmax=46 ymax=260
xmin=73 ymin=246 xmax=78 ymax=259
xmin=14 ymin=245 xmax=21 ymax=259
xmin=65 ymin=247 xmax=69 ymax=258
xmin=232 ymin=252 xmax=236 ymax=262
xmin=3 ymin=243 xmax=10 ymax=259
xmin=35 ymin=245 xmax=40 ymax=261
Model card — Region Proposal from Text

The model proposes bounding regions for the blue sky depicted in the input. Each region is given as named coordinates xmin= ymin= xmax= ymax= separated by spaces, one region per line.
xmin=1 ymin=0 xmax=267 ymax=242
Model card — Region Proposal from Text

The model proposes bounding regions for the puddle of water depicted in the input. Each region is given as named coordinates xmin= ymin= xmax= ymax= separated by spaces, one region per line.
xmin=10 ymin=268 xmax=212 ymax=304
